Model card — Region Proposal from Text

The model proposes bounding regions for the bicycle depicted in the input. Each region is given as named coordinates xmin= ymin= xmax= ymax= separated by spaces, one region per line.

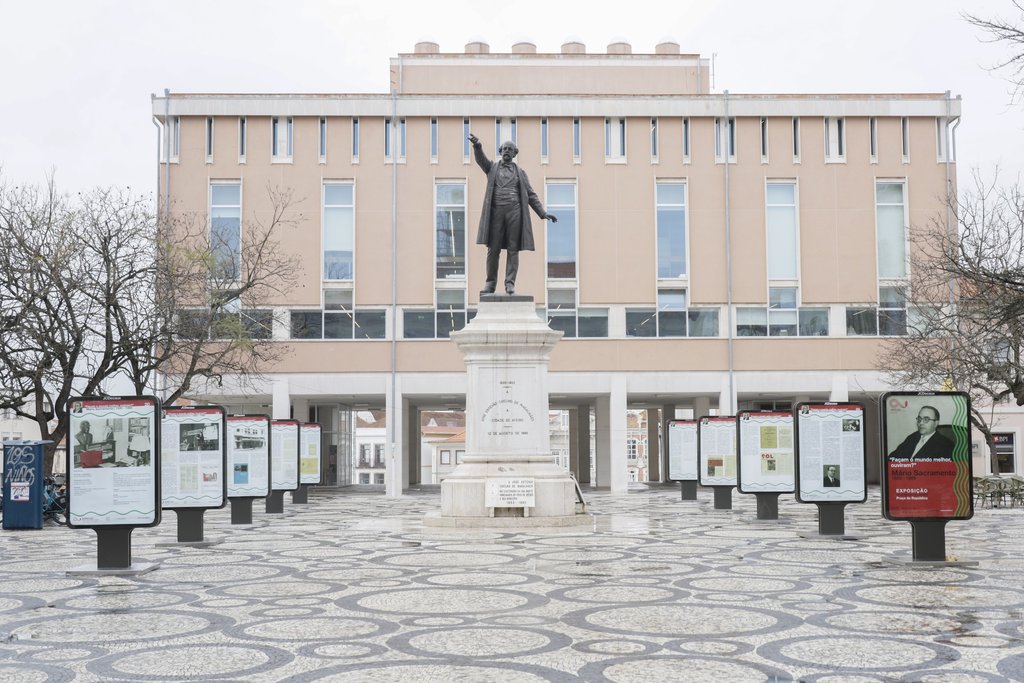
xmin=42 ymin=477 xmax=67 ymax=526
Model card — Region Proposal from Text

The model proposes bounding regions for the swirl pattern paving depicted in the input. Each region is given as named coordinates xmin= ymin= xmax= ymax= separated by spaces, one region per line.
xmin=0 ymin=485 xmax=1021 ymax=680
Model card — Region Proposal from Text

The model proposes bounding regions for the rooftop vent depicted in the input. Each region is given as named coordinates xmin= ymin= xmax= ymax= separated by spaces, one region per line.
xmin=561 ymin=41 xmax=586 ymax=54
xmin=607 ymin=41 xmax=632 ymax=54
xmin=511 ymin=41 xmax=537 ymax=54
xmin=465 ymin=41 xmax=490 ymax=54
xmin=655 ymin=41 xmax=680 ymax=55
xmin=414 ymin=41 xmax=439 ymax=54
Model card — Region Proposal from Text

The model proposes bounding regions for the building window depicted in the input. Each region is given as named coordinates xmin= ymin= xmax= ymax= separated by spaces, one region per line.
xmin=546 ymin=182 xmax=577 ymax=279
xmin=605 ymin=117 xmax=626 ymax=160
xmin=541 ymin=118 xmax=549 ymax=160
xmin=456 ymin=449 xmax=465 ymax=464
xmin=878 ymin=285 xmax=908 ymax=336
xmin=323 ymin=182 xmax=354 ymax=281
xmin=163 ymin=115 xmax=180 ymax=162
xmin=682 ymin=117 xmax=691 ymax=162
xmin=876 ymin=181 xmax=907 ymax=279
xmin=436 ymin=183 xmax=466 ymax=280
xmin=737 ymin=296 xmax=828 ymax=338
xmin=205 ymin=117 xmax=214 ymax=162
xmin=291 ymin=301 xmax=387 ymax=340
xmin=626 ymin=290 xmax=719 ymax=338
xmin=403 ymin=293 xmax=470 ymax=340
xmin=650 ymin=117 xmax=659 ymax=161
xmin=869 ymin=117 xmax=878 ymax=162
xmin=463 ymin=117 xmax=470 ymax=162
xmin=792 ymin=117 xmax=800 ymax=162
xmin=547 ymin=288 xmax=577 ymax=338
xmin=385 ymin=117 xmax=392 ymax=159
xmin=272 ymin=116 xmax=293 ymax=161
xmin=351 ymin=117 xmax=360 ymax=161
xmin=994 ymin=433 xmax=1016 ymax=474
xmin=546 ymin=289 xmax=607 ymax=339
xmin=374 ymin=473 xmax=385 ymax=485
xmin=627 ymin=439 xmax=638 ymax=458
xmin=768 ymin=287 xmax=798 ymax=336
xmin=399 ymin=117 xmax=407 ymax=160
xmin=715 ymin=117 xmax=736 ymax=163
xmin=824 ymin=117 xmax=845 ymax=162
xmin=656 ymin=182 xmax=687 ymax=279
xmin=238 ymin=117 xmax=247 ymax=162
xmin=210 ymin=182 xmax=241 ymax=280
xmin=495 ymin=117 xmax=516 ymax=155
xmin=901 ymin=117 xmax=910 ymax=162
xmin=573 ymin=117 xmax=581 ymax=161
xmin=359 ymin=473 xmax=370 ymax=484
xmin=766 ymin=182 xmax=797 ymax=280
xmin=430 ymin=118 xmax=438 ymax=161
xmin=440 ymin=449 xmax=451 ymax=465
xmin=319 ymin=117 xmax=327 ymax=162
xmin=936 ymin=117 xmax=948 ymax=162
xmin=435 ymin=289 xmax=467 ymax=339
xmin=760 ymin=117 xmax=768 ymax=163
xmin=374 ymin=443 xmax=385 ymax=467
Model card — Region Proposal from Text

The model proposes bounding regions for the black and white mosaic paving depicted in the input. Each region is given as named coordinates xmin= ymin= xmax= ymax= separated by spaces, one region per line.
xmin=1 ymin=485 xmax=1022 ymax=681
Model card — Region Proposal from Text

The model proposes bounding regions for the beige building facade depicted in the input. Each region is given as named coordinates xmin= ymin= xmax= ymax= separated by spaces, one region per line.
xmin=153 ymin=40 xmax=1019 ymax=494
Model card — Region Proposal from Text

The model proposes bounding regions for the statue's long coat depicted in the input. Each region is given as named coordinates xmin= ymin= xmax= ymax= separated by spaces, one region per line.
xmin=472 ymin=144 xmax=545 ymax=251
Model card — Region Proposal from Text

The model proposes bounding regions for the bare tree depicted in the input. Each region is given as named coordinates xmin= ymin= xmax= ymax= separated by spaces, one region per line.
xmin=0 ymin=176 xmax=301 ymax=472
xmin=965 ymin=2 xmax=1024 ymax=102
xmin=881 ymin=171 xmax=1024 ymax=471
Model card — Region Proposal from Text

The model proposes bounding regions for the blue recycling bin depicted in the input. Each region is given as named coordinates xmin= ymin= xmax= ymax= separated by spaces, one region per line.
xmin=2 ymin=441 xmax=49 ymax=530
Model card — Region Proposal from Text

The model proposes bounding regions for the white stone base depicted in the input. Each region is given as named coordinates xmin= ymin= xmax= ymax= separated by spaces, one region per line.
xmin=439 ymin=460 xmax=581 ymax=518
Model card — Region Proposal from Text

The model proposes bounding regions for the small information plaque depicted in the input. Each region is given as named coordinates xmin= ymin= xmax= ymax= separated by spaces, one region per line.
xmin=485 ymin=478 xmax=536 ymax=508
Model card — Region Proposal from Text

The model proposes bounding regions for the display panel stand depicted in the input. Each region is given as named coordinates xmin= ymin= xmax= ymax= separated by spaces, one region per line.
xmin=156 ymin=509 xmax=219 ymax=548
xmin=292 ymin=484 xmax=309 ymax=504
xmin=680 ymin=481 xmax=697 ymax=500
xmin=816 ymin=502 xmax=847 ymax=536
xmin=230 ymin=498 xmax=254 ymax=525
xmin=68 ymin=528 xmax=157 ymax=576
xmin=712 ymin=486 xmax=732 ymax=509
xmin=755 ymin=493 xmax=780 ymax=520
xmin=266 ymin=490 xmax=285 ymax=514
xmin=911 ymin=520 xmax=947 ymax=561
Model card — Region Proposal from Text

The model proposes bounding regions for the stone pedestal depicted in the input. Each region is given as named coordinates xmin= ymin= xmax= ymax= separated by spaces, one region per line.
xmin=428 ymin=296 xmax=589 ymax=527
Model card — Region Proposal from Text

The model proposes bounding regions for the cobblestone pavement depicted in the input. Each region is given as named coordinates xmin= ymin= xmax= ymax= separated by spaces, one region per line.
xmin=1 ymin=485 xmax=1023 ymax=682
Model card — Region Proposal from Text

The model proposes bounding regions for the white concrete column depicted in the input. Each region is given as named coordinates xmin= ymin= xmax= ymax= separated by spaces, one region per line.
xmin=694 ymin=396 xmax=711 ymax=420
xmin=272 ymin=377 xmax=290 ymax=419
xmin=660 ymin=403 xmax=677 ymax=482
xmin=829 ymin=374 xmax=849 ymax=402
xmin=292 ymin=398 xmax=310 ymax=423
xmin=385 ymin=375 xmax=404 ymax=498
xmin=595 ymin=376 xmax=628 ymax=493
xmin=576 ymin=405 xmax=591 ymax=484
xmin=646 ymin=408 xmax=661 ymax=482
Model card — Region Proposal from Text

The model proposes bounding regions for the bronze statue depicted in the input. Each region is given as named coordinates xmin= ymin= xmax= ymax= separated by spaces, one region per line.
xmin=468 ymin=133 xmax=557 ymax=296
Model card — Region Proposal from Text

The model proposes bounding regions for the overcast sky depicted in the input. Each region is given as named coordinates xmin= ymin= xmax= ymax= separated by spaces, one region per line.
xmin=1 ymin=0 xmax=1022 ymax=195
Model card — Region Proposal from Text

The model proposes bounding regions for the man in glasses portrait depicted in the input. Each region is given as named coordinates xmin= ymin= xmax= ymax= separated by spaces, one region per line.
xmin=888 ymin=405 xmax=954 ymax=460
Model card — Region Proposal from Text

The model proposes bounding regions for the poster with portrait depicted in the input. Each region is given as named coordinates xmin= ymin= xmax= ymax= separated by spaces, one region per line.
xmin=270 ymin=420 xmax=300 ymax=491
xmin=667 ymin=420 xmax=699 ymax=482
xmin=794 ymin=402 xmax=867 ymax=503
xmin=698 ymin=416 xmax=737 ymax=486
xmin=226 ymin=415 xmax=270 ymax=498
xmin=161 ymin=406 xmax=227 ymax=510
xmin=299 ymin=423 xmax=322 ymax=485
xmin=737 ymin=410 xmax=795 ymax=494
xmin=67 ymin=396 xmax=161 ymax=528
xmin=882 ymin=391 xmax=973 ymax=521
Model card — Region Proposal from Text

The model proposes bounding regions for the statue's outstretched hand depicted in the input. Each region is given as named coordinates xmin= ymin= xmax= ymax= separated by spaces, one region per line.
xmin=547 ymin=214 xmax=558 ymax=222
xmin=468 ymin=133 xmax=480 ymax=146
